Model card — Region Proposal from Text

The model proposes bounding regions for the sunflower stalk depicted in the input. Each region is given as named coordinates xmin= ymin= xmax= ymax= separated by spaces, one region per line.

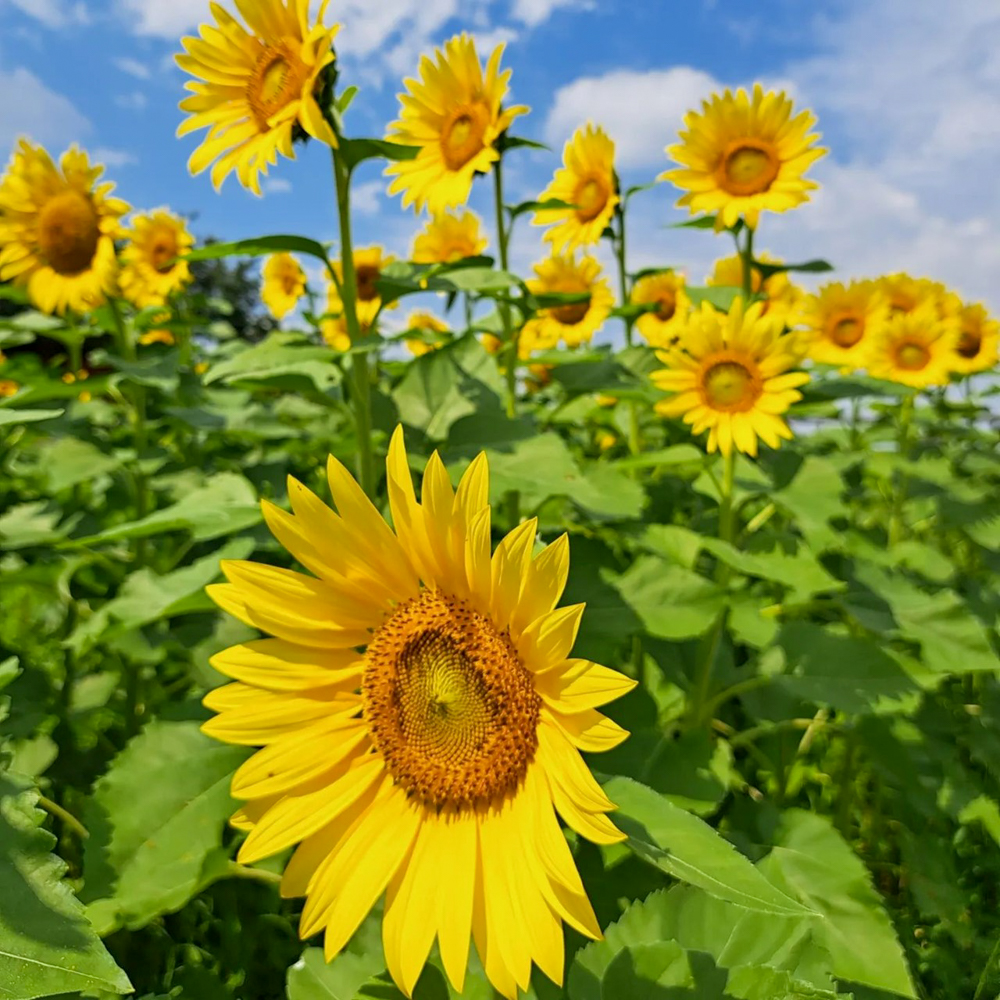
xmin=888 ymin=393 xmax=915 ymax=547
xmin=331 ymin=148 xmax=376 ymax=499
xmin=739 ymin=224 xmax=756 ymax=302
xmin=493 ymin=157 xmax=518 ymax=419
xmin=613 ymin=200 xmax=643 ymax=457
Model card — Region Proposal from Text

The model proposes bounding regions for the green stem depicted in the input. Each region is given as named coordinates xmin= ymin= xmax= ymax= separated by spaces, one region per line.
xmin=332 ymin=149 xmax=376 ymax=497
xmin=739 ymin=225 xmax=756 ymax=302
xmin=226 ymin=861 xmax=282 ymax=886
xmin=835 ymin=729 xmax=859 ymax=838
xmin=888 ymin=394 xmax=914 ymax=547
xmin=613 ymin=203 xmax=642 ymax=456
xmin=493 ymin=159 xmax=517 ymax=418
xmin=37 ymin=795 xmax=89 ymax=840
xmin=719 ymin=447 xmax=736 ymax=549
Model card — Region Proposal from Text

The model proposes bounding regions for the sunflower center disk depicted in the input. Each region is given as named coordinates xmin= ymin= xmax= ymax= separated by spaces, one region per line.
xmin=830 ymin=315 xmax=864 ymax=348
xmin=957 ymin=330 xmax=981 ymax=359
xmin=720 ymin=141 xmax=780 ymax=196
xmin=574 ymin=177 xmax=608 ymax=222
xmin=441 ymin=104 xmax=488 ymax=170
xmin=248 ymin=45 xmax=303 ymax=128
xmin=150 ymin=231 xmax=179 ymax=274
xmin=704 ymin=360 xmax=759 ymax=411
xmin=364 ymin=590 xmax=541 ymax=809
xmin=655 ymin=290 xmax=677 ymax=322
xmin=355 ymin=264 xmax=381 ymax=301
xmin=37 ymin=191 xmax=101 ymax=276
xmin=896 ymin=342 xmax=930 ymax=371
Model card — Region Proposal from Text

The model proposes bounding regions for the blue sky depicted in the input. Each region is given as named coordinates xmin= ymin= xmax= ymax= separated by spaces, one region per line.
xmin=1 ymin=0 xmax=999 ymax=316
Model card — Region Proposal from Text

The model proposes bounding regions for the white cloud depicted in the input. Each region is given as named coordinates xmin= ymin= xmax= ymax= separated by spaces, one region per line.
xmin=93 ymin=147 xmax=137 ymax=168
xmin=544 ymin=67 xmax=722 ymax=168
xmin=115 ymin=91 xmax=148 ymax=110
xmin=262 ymin=177 xmax=292 ymax=195
xmin=114 ymin=0 xmax=216 ymax=38
xmin=0 ymin=65 xmax=91 ymax=154
xmin=353 ymin=179 xmax=386 ymax=216
xmin=511 ymin=0 xmax=589 ymax=27
xmin=114 ymin=56 xmax=151 ymax=80
xmin=5 ymin=0 xmax=88 ymax=28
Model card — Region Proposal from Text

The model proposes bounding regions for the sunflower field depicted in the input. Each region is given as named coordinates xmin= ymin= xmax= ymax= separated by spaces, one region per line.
xmin=2 ymin=3 xmax=1000 ymax=1000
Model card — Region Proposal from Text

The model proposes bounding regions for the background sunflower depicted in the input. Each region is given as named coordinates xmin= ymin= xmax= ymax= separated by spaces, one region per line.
xmin=522 ymin=253 xmax=613 ymax=351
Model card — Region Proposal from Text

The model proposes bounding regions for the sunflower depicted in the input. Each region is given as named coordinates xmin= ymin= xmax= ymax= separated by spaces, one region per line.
xmin=328 ymin=246 xmax=395 ymax=328
xmin=707 ymin=252 xmax=801 ymax=328
xmin=176 ymin=0 xmax=340 ymax=195
xmin=0 ymin=141 xmax=128 ymax=315
xmin=521 ymin=253 xmax=613 ymax=356
xmin=262 ymin=253 xmax=307 ymax=320
xmin=867 ymin=304 xmax=960 ymax=388
xmin=119 ymin=209 xmax=194 ymax=308
xmin=404 ymin=312 xmax=450 ymax=357
xmin=481 ymin=333 xmax=503 ymax=355
xmin=139 ymin=329 xmax=176 ymax=346
xmin=533 ymin=124 xmax=619 ymax=253
xmin=951 ymin=303 xmax=999 ymax=375
xmin=0 ymin=379 xmax=19 ymax=398
xmin=878 ymin=273 xmax=959 ymax=318
xmin=320 ymin=313 xmax=351 ymax=352
xmin=203 ymin=427 xmax=634 ymax=998
xmin=797 ymin=280 xmax=888 ymax=371
xmin=386 ymin=34 xmax=528 ymax=213
xmin=412 ymin=210 xmax=488 ymax=264
xmin=653 ymin=299 xmax=809 ymax=456
xmin=662 ymin=85 xmax=826 ymax=230
xmin=631 ymin=271 xmax=691 ymax=348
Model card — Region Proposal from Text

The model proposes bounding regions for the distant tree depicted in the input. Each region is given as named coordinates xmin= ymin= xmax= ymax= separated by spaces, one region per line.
xmin=188 ymin=243 xmax=278 ymax=343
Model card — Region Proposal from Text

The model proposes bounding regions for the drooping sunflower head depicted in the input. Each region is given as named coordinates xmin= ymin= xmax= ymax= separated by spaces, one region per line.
xmin=878 ymin=273 xmax=960 ymax=319
xmin=202 ymin=427 xmax=634 ymax=998
xmin=262 ymin=252 xmax=307 ymax=320
xmin=328 ymin=245 xmax=396 ymax=328
xmin=521 ymin=252 xmax=614 ymax=355
xmin=707 ymin=252 xmax=802 ymax=328
xmin=404 ymin=311 xmax=450 ymax=357
xmin=951 ymin=303 xmax=999 ymax=375
xmin=176 ymin=0 xmax=340 ymax=195
xmin=867 ymin=303 xmax=960 ymax=389
xmin=797 ymin=280 xmax=888 ymax=371
xmin=411 ymin=209 xmax=488 ymax=264
xmin=119 ymin=209 xmax=194 ymax=308
xmin=631 ymin=270 xmax=691 ymax=348
xmin=661 ymin=85 xmax=826 ymax=231
xmin=0 ymin=141 xmax=129 ymax=315
xmin=386 ymin=34 xmax=529 ymax=213
xmin=533 ymin=123 xmax=619 ymax=253
xmin=652 ymin=299 xmax=809 ymax=456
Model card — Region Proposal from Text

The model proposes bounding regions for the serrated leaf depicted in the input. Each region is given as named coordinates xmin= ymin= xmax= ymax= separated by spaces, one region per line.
xmin=615 ymin=556 xmax=725 ymax=639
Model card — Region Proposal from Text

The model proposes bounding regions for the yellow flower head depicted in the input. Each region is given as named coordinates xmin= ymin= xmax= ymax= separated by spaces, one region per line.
xmin=203 ymin=428 xmax=634 ymax=999
xmin=707 ymin=252 xmax=802 ymax=328
xmin=533 ymin=123 xmax=619 ymax=253
xmin=867 ymin=304 xmax=960 ymax=388
xmin=521 ymin=252 xmax=613 ymax=357
xmin=525 ymin=363 xmax=554 ymax=393
xmin=662 ymin=85 xmax=826 ymax=230
xmin=652 ymin=299 xmax=809 ymax=457
xmin=320 ymin=312 xmax=351 ymax=352
xmin=879 ymin=273 xmax=960 ymax=319
xmin=262 ymin=252 xmax=307 ymax=320
xmin=632 ymin=271 xmax=691 ymax=348
xmin=0 ymin=379 xmax=19 ymax=398
xmin=481 ymin=333 xmax=503 ymax=355
xmin=797 ymin=280 xmax=888 ymax=371
xmin=404 ymin=311 xmax=450 ymax=357
xmin=328 ymin=246 xmax=395 ymax=328
xmin=176 ymin=0 xmax=340 ymax=195
xmin=120 ymin=209 xmax=194 ymax=308
xmin=0 ymin=141 xmax=128 ymax=315
xmin=596 ymin=431 xmax=617 ymax=452
xmin=139 ymin=329 xmax=176 ymax=346
xmin=951 ymin=303 xmax=999 ymax=375
xmin=386 ymin=34 xmax=528 ymax=213
xmin=412 ymin=210 xmax=488 ymax=264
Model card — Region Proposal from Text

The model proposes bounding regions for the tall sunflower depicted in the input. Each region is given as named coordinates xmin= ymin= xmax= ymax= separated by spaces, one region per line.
xmin=707 ymin=252 xmax=801 ymax=328
xmin=867 ymin=305 xmax=959 ymax=388
xmin=661 ymin=85 xmax=826 ymax=230
xmin=951 ymin=303 xmax=999 ymax=375
xmin=404 ymin=311 xmax=450 ymax=357
xmin=797 ymin=280 xmax=888 ymax=371
xmin=327 ymin=246 xmax=395 ymax=328
xmin=176 ymin=0 xmax=340 ymax=195
xmin=386 ymin=34 xmax=528 ymax=213
xmin=533 ymin=124 xmax=619 ymax=253
xmin=0 ymin=141 xmax=128 ymax=315
xmin=631 ymin=271 xmax=691 ymax=348
xmin=203 ymin=428 xmax=633 ymax=998
xmin=119 ymin=209 xmax=194 ymax=308
xmin=521 ymin=253 xmax=613 ymax=355
xmin=653 ymin=299 xmax=809 ymax=456
xmin=411 ymin=210 xmax=488 ymax=264
xmin=262 ymin=252 xmax=307 ymax=320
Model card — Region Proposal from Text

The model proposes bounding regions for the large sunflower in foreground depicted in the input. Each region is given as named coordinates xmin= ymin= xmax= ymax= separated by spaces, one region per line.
xmin=653 ymin=299 xmax=809 ymax=456
xmin=533 ymin=124 xmax=619 ymax=253
xmin=631 ymin=270 xmax=691 ymax=348
xmin=327 ymin=246 xmax=396 ymax=328
xmin=386 ymin=34 xmax=528 ymax=213
xmin=867 ymin=305 xmax=959 ymax=389
xmin=204 ymin=428 xmax=634 ymax=998
xmin=707 ymin=252 xmax=802 ymax=328
xmin=662 ymin=85 xmax=826 ymax=230
xmin=119 ymin=209 xmax=194 ymax=308
xmin=262 ymin=253 xmax=307 ymax=320
xmin=0 ymin=142 xmax=128 ymax=315
xmin=951 ymin=303 xmax=999 ymax=375
xmin=521 ymin=253 xmax=614 ymax=355
xmin=797 ymin=280 xmax=888 ymax=371
xmin=411 ymin=210 xmax=488 ymax=264
xmin=176 ymin=0 xmax=340 ymax=195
